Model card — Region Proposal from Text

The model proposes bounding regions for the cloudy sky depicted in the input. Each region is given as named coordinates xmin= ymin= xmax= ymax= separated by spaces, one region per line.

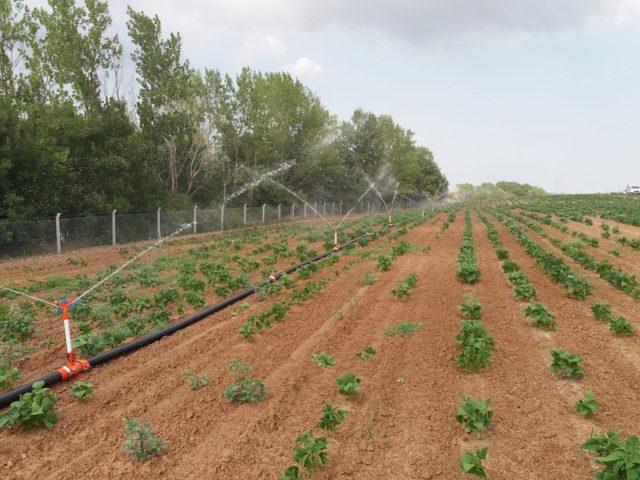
xmin=30 ymin=0 xmax=640 ymax=192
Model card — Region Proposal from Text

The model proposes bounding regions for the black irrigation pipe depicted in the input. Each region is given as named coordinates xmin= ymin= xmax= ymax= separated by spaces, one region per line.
xmin=0 ymin=229 xmax=380 ymax=408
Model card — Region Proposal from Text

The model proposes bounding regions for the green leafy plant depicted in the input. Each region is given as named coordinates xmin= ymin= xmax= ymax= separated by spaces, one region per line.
xmin=0 ymin=381 xmax=57 ymax=430
xmin=455 ymin=396 xmax=493 ymax=437
xmin=277 ymin=466 xmax=303 ymax=480
xmin=123 ymin=418 xmax=166 ymax=461
xmin=183 ymin=370 xmax=210 ymax=390
xmin=574 ymin=391 xmax=598 ymax=418
xmin=0 ymin=303 xmax=37 ymax=342
xmin=376 ymin=255 xmax=393 ymax=272
xmin=384 ymin=322 xmax=423 ymax=337
xmin=582 ymin=431 xmax=640 ymax=479
xmin=591 ymin=304 xmax=613 ymax=321
xmin=460 ymin=447 xmax=489 ymax=479
xmin=360 ymin=271 xmax=377 ymax=285
xmin=292 ymin=431 xmax=329 ymax=472
xmin=355 ymin=345 xmax=376 ymax=363
xmin=69 ymin=381 xmax=93 ymax=400
xmin=459 ymin=298 xmax=482 ymax=320
xmin=523 ymin=303 xmax=556 ymax=331
xmin=457 ymin=212 xmax=481 ymax=284
xmin=455 ymin=320 xmax=494 ymax=371
xmin=316 ymin=403 xmax=348 ymax=431
xmin=336 ymin=372 xmax=362 ymax=397
xmin=549 ymin=348 xmax=584 ymax=378
xmin=225 ymin=360 xmax=266 ymax=403
xmin=312 ymin=352 xmax=335 ymax=367
xmin=609 ymin=315 xmax=636 ymax=336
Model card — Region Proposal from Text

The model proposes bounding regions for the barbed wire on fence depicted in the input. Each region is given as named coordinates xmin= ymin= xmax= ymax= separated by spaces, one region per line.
xmin=0 ymin=199 xmax=437 ymax=260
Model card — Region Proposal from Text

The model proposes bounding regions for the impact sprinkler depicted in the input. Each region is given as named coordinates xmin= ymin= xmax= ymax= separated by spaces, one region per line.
xmin=332 ymin=229 xmax=340 ymax=251
xmin=55 ymin=297 xmax=90 ymax=380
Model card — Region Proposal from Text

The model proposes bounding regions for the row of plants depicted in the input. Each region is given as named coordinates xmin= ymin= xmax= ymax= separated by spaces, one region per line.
xmin=489 ymin=208 xmax=594 ymax=300
xmin=457 ymin=211 xmax=481 ymax=284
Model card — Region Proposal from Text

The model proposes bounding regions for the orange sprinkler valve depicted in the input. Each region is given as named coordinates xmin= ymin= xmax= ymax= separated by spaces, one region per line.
xmin=332 ymin=245 xmax=340 ymax=252
xmin=57 ymin=358 xmax=90 ymax=381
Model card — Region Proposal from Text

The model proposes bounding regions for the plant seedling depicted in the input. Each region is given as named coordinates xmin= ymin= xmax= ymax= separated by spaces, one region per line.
xmin=549 ymin=348 xmax=584 ymax=379
xmin=277 ymin=466 xmax=303 ymax=480
xmin=360 ymin=272 xmax=377 ymax=286
xmin=316 ymin=403 xmax=348 ymax=431
xmin=460 ymin=447 xmax=489 ymax=479
xmin=523 ymin=303 xmax=556 ymax=331
xmin=376 ymin=255 xmax=393 ymax=272
xmin=312 ymin=352 xmax=335 ymax=367
xmin=455 ymin=396 xmax=493 ymax=437
xmin=123 ymin=418 xmax=166 ymax=461
xmin=459 ymin=298 xmax=482 ymax=320
xmin=355 ymin=345 xmax=376 ymax=363
xmin=455 ymin=320 xmax=494 ymax=372
xmin=582 ymin=431 xmax=640 ymax=479
xmin=225 ymin=360 xmax=266 ymax=403
xmin=0 ymin=380 xmax=57 ymax=430
xmin=609 ymin=316 xmax=636 ymax=336
xmin=336 ymin=372 xmax=362 ymax=397
xmin=292 ymin=431 xmax=329 ymax=472
xmin=591 ymin=304 xmax=613 ymax=321
xmin=574 ymin=391 xmax=599 ymax=418
xmin=183 ymin=370 xmax=210 ymax=390
xmin=69 ymin=381 xmax=93 ymax=400
xmin=384 ymin=322 xmax=423 ymax=337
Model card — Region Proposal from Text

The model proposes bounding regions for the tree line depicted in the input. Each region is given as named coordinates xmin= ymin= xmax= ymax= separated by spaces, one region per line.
xmin=0 ymin=0 xmax=448 ymax=220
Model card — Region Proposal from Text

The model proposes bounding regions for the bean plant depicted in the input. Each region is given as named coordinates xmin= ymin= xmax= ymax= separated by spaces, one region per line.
xmin=225 ymin=360 xmax=266 ymax=403
xmin=123 ymin=418 xmax=166 ymax=461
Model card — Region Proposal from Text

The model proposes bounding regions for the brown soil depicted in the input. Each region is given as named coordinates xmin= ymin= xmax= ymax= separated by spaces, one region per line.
xmin=2 ymin=213 xmax=638 ymax=479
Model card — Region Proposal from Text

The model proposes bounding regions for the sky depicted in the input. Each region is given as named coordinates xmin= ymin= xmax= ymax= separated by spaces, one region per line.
xmin=28 ymin=0 xmax=640 ymax=193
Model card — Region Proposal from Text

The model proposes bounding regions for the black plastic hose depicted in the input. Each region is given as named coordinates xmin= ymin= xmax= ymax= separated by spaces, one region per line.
xmin=0 ymin=234 xmax=366 ymax=408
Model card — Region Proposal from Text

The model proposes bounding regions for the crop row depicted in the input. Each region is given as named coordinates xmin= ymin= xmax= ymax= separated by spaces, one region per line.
xmin=456 ymin=211 xmax=481 ymax=284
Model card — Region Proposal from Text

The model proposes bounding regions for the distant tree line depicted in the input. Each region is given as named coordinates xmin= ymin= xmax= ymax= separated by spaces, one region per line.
xmin=0 ymin=0 xmax=448 ymax=220
xmin=456 ymin=182 xmax=546 ymax=201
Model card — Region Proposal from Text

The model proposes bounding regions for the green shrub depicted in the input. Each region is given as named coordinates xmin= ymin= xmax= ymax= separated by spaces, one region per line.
xmin=336 ymin=372 xmax=362 ymax=397
xmin=0 ymin=381 xmax=57 ymax=430
xmin=292 ymin=431 xmax=329 ymax=472
xmin=459 ymin=298 xmax=482 ymax=320
xmin=355 ymin=345 xmax=376 ymax=363
xmin=316 ymin=403 xmax=348 ymax=431
xmin=384 ymin=322 xmax=423 ymax=337
xmin=0 ymin=303 xmax=37 ymax=342
xmin=574 ymin=391 xmax=598 ymax=418
xmin=549 ymin=348 xmax=584 ymax=378
xmin=582 ymin=431 xmax=640 ymax=479
xmin=460 ymin=447 xmax=488 ymax=479
xmin=609 ymin=316 xmax=635 ymax=336
xmin=123 ymin=418 xmax=166 ymax=461
xmin=183 ymin=370 xmax=210 ymax=390
xmin=455 ymin=396 xmax=493 ymax=437
xmin=312 ymin=352 xmax=335 ymax=367
xmin=523 ymin=303 xmax=556 ymax=331
xmin=377 ymin=255 xmax=393 ymax=272
xmin=455 ymin=320 xmax=494 ymax=371
xmin=591 ymin=304 xmax=612 ymax=321
xmin=69 ymin=381 xmax=93 ymax=400
xmin=225 ymin=360 xmax=266 ymax=403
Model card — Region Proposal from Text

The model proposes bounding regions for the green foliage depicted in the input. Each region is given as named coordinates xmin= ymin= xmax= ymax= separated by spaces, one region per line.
xmin=574 ymin=391 xmax=598 ymax=418
xmin=225 ymin=360 xmax=266 ymax=403
xmin=123 ymin=418 xmax=166 ymax=461
xmin=459 ymin=298 xmax=482 ymax=320
xmin=0 ymin=381 xmax=57 ymax=430
xmin=455 ymin=320 xmax=494 ymax=371
xmin=292 ymin=431 xmax=329 ymax=472
xmin=384 ymin=322 xmax=423 ymax=337
xmin=609 ymin=315 xmax=635 ymax=336
xmin=0 ymin=303 xmax=37 ymax=342
xmin=154 ymin=287 xmax=180 ymax=307
xmin=355 ymin=345 xmax=376 ymax=363
xmin=460 ymin=447 xmax=489 ymax=479
xmin=184 ymin=291 xmax=205 ymax=308
xmin=549 ymin=348 xmax=584 ymax=378
xmin=456 ymin=396 xmax=493 ymax=437
xmin=316 ymin=403 xmax=348 ymax=431
xmin=377 ymin=255 xmax=393 ymax=272
xmin=360 ymin=271 xmax=377 ymax=286
xmin=523 ymin=303 xmax=556 ymax=331
xmin=457 ymin=211 xmax=481 ymax=284
xmin=582 ymin=431 xmax=640 ymax=480
xmin=277 ymin=466 xmax=303 ymax=480
xmin=592 ymin=304 xmax=613 ymax=321
xmin=390 ymin=273 xmax=417 ymax=300
xmin=183 ymin=370 xmax=210 ymax=390
xmin=312 ymin=352 xmax=335 ymax=367
xmin=335 ymin=372 xmax=362 ymax=397
xmin=69 ymin=381 xmax=93 ymax=400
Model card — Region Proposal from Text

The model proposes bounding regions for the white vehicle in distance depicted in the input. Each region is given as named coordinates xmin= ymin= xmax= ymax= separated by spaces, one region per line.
xmin=627 ymin=185 xmax=640 ymax=195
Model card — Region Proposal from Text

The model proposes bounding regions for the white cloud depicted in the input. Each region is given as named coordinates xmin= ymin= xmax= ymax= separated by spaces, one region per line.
xmin=285 ymin=56 xmax=323 ymax=77
xmin=236 ymin=34 xmax=286 ymax=64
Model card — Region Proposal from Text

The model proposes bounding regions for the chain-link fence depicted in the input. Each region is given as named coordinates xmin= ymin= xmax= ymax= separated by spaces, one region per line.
xmin=0 ymin=199 xmax=426 ymax=260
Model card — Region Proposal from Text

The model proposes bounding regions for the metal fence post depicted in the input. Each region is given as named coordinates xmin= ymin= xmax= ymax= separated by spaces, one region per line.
xmin=323 ymin=202 xmax=326 ymax=216
xmin=304 ymin=203 xmax=307 ymax=218
xmin=55 ymin=213 xmax=62 ymax=254
xmin=278 ymin=204 xmax=281 ymax=221
xmin=112 ymin=209 xmax=117 ymax=246
xmin=157 ymin=207 xmax=162 ymax=239
xmin=291 ymin=203 xmax=295 ymax=218
xmin=220 ymin=205 xmax=225 ymax=230
xmin=332 ymin=202 xmax=335 ymax=214
xmin=243 ymin=203 xmax=247 ymax=226
xmin=314 ymin=202 xmax=317 ymax=217
xmin=193 ymin=205 xmax=198 ymax=234
xmin=262 ymin=204 xmax=266 ymax=223
xmin=339 ymin=200 xmax=342 ymax=215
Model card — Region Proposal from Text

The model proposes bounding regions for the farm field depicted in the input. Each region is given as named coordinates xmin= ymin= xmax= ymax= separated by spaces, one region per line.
xmin=1 ymin=196 xmax=640 ymax=479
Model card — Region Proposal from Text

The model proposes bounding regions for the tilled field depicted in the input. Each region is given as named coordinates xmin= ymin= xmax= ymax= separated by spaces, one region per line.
xmin=1 ymin=211 xmax=640 ymax=479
